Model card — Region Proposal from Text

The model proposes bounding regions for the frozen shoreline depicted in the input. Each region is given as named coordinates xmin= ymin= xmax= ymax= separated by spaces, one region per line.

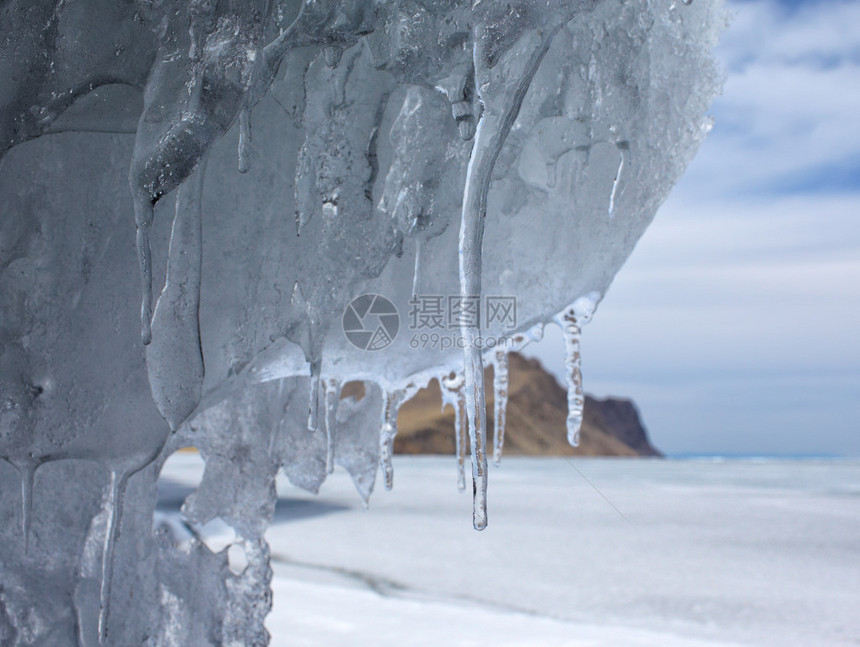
xmin=159 ymin=456 xmax=860 ymax=646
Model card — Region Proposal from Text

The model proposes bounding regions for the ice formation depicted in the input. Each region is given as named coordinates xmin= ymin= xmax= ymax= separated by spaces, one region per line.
xmin=492 ymin=349 xmax=509 ymax=466
xmin=0 ymin=0 xmax=722 ymax=644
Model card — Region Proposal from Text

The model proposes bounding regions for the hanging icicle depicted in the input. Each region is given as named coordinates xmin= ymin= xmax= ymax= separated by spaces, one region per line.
xmin=492 ymin=350 xmax=509 ymax=466
xmin=379 ymin=390 xmax=398 ymax=491
xmin=441 ymin=373 xmax=468 ymax=492
xmin=379 ymin=384 xmax=419 ymax=491
xmin=553 ymin=293 xmax=601 ymax=446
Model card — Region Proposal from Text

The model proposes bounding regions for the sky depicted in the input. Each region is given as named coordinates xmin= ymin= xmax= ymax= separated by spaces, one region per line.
xmin=527 ymin=0 xmax=860 ymax=457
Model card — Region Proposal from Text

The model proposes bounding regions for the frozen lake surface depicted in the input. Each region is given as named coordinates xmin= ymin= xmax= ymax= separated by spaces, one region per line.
xmin=158 ymin=456 xmax=860 ymax=646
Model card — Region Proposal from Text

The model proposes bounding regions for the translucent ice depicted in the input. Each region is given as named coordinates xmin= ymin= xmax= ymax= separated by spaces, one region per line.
xmin=379 ymin=383 xmax=419 ymax=491
xmin=146 ymin=161 xmax=207 ymax=431
xmin=442 ymin=373 xmax=469 ymax=492
xmin=492 ymin=351 xmax=510 ymax=467
xmin=323 ymin=378 xmax=342 ymax=474
xmin=554 ymin=293 xmax=601 ymax=446
xmin=0 ymin=0 xmax=723 ymax=643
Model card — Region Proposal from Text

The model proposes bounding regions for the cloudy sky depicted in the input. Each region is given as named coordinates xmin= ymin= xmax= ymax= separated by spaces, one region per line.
xmin=529 ymin=0 xmax=860 ymax=456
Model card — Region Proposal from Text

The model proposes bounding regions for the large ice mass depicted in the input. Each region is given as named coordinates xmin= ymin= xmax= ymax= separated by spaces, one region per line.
xmin=0 ymin=0 xmax=722 ymax=644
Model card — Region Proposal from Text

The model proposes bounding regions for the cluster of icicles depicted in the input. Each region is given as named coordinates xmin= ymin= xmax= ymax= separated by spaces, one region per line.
xmin=8 ymin=303 xmax=599 ymax=640
xmin=126 ymin=0 xmax=621 ymax=537
xmin=336 ymin=293 xmax=602 ymax=533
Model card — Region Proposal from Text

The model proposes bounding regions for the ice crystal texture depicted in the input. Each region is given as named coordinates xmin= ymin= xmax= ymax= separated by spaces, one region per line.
xmin=0 ymin=0 xmax=722 ymax=644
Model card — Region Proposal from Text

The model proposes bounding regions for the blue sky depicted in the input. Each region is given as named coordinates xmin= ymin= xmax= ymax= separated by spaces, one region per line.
xmin=528 ymin=0 xmax=860 ymax=456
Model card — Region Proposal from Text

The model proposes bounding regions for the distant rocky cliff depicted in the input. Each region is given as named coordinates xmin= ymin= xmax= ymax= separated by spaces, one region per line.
xmin=394 ymin=353 xmax=661 ymax=457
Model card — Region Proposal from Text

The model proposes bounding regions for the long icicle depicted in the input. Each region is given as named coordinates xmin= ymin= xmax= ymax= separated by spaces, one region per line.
xmin=492 ymin=350 xmax=509 ymax=466
xmin=459 ymin=28 xmax=561 ymax=530
xmin=458 ymin=115 xmax=488 ymax=527
xmin=98 ymin=469 xmax=129 ymax=643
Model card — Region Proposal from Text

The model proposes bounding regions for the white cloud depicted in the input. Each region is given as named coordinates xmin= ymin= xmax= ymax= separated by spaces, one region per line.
xmin=681 ymin=0 xmax=860 ymax=197
xmin=719 ymin=0 xmax=860 ymax=69
xmin=622 ymin=193 xmax=860 ymax=269
xmin=536 ymin=196 xmax=860 ymax=378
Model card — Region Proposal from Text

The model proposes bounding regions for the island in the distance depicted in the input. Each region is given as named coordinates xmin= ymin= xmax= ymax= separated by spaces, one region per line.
xmin=394 ymin=353 xmax=662 ymax=458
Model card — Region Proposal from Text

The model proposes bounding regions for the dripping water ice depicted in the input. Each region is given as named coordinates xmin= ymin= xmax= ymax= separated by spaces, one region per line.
xmin=554 ymin=293 xmax=601 ymax=446
xmin=492 ymin=351 xmax=509 ymax=466
xmin=379 ymin=391 xmax=398 ymax=490
xmin=441 ymin=373 xmax=468 ymax=492
xmin=378 ymin=384 xmax=418 ymax=491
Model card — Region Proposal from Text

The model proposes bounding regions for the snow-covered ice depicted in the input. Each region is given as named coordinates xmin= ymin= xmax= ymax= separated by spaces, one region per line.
xmin=159 ymin=455 xmax=860 ymax=647
xmin=267 ymin=577 xmax=744 ymax=647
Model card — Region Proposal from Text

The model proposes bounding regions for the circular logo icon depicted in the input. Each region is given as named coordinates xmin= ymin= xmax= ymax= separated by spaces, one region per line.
xmin=342 ymin=294 xmax=400 ymax=351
